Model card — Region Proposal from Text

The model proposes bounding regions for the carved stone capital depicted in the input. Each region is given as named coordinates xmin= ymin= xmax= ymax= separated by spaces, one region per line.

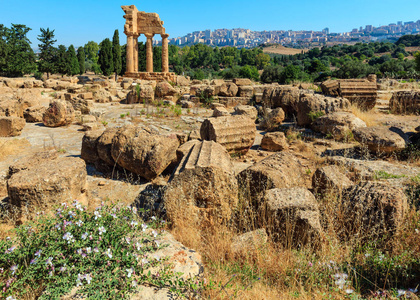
xmin=144 ymin=33 xmax=154 ymax=39
xmin=161 ymin=33 xmax=169 ymax=39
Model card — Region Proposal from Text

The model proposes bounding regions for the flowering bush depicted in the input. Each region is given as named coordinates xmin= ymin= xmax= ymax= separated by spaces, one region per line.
xmin=0 ymin=201 xmax=192 ymax=299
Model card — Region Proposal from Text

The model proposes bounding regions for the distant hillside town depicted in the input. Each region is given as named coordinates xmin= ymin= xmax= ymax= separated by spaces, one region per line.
xmin=157 ymin=20 xmax=420 ymax=48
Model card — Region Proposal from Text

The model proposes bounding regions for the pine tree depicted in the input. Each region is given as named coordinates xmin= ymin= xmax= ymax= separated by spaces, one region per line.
xmin=37 ymin=27 xmax=57 ymax=79
xmin=77 ymin=47 xmax=85 ymax=75
xmin=66 ymin=45 xmax=80 ymax=76
xmin=5 ymin=24 xmax=36 ymax=77
xmin=112 ymin=30 xmax=122 ymax=80
xmin=98 ymin=38 xmax=113 ymax=76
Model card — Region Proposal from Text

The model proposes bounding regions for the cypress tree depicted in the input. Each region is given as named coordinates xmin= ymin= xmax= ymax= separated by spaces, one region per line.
xmin=56 ymin=45 xmax=67 ymax=75
xmin=98 ymin=38 xmax=113 ymax=76
xmin=37 ymin=27 xmax=57 ymax=79
xmin=112 ymin=29 xmax=122 ymax=80
xmin=66 ymin=45 xmax=80 ymax=75
xmin=77 ymin=47 xmax=85 ymax=75
xmin=0 ymin=25 xmax=8 ymax=73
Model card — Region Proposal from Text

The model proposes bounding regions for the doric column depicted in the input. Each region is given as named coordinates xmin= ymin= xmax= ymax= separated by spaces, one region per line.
xmin=145 ymin=33 xmax=154 ymax=73
xmin=126 ymin=35 xmax=134 ymax=73
xmin=161 ymin=33 xmax=169 ymax=73
xmin=133 ymin=34 xmax=139 ymax=73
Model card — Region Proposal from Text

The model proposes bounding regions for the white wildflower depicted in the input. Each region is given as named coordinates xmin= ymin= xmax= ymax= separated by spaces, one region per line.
xmin=98 ymin=226 xmax=106 ymax=235
xmin=105 ymin=248 xmax=113 ymax=259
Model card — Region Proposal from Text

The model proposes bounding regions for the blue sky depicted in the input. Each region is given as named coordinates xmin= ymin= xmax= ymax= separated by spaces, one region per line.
xmin=1 ymin=0 xmax=420 ymax=47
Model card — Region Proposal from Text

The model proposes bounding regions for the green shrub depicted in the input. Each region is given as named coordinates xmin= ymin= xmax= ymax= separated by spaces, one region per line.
xmin=0 ymin=202 xmax=197 ymax=299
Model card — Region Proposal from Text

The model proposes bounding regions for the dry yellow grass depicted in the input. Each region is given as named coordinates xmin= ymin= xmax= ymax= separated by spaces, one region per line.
xmin=349 ymin=104 xmax=379 ymax=127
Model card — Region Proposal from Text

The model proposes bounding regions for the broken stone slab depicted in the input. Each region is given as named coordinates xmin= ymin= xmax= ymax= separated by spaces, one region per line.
xmin=7 ymin=156 xmax=87 ymax=217
xmin=260 ymin=132 xmax=289 ymax=151
xmin=24 ymin=105 xmax=46 ymax=123
xmin=311 ymin=111 xmax=366 ymax=140
xmin=0 ymin=116 xmax=26 ymax=137
xmin=340 ymin=181 xmax=408 ymax=241
xmin=200 ymin=115 xmax=256 ymax=154
xmin=296 ymin=94 xmax=350 ymax=126
xmin=218 ymin=82 xmax=239 ymax=97
xmin=328 ymin=156 xmax=420 ymax=183
xmin=353 ymin=126 xmax=408 ymax=154
xmin=111 ymin=125 xmax=179 ymax=180
xmin=233 ymin=78 xmax=252 ymax=86
xmin=259 ymin=107 xmax=285 ymax=131
xmin=212 ymin=106 xmax=229 ymax=117
xmin=164 ymin=140 xmax=238 ymax=226
xmin=233 ymin=105 xmax=258 ymax=120
xmin=264 ymin=187 xmax=323 ymax=247
xmin=231 ymin=229 xmax=268 ymax=253
xmin=237 ymin=152 xmax=307 ymax=204
xmin=312 ymin=165 xmax=353 ymax=196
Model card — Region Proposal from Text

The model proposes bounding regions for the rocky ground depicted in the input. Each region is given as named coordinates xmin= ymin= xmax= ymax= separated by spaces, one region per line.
xmin=1 ymin=74 xmax=420 ymax=299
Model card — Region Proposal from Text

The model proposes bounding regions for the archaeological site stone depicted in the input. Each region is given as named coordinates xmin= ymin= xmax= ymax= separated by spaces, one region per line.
xmin=164 ymin=140 xmax=238 ymax=225
xmin=200 ymin=115 xmax=256 ymax=154
xmin=42 ymin=100 xmax=75 ymax=127
xmin=0 ymin=116 xmax=26 ymax=137
xmin=111 ymin=125 xmax=179 ymax=180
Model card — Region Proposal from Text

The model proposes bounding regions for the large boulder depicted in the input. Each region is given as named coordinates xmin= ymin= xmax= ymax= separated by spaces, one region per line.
xmin=353 ymin=126 xmax=408 ymax=153
xmin=260 ymin=132 xmax=288 ymax=151
xmin=96 ymin=127 xmax=119 ymax=172
xmin=0 ymin=116 xmax=25 ymax=137
xmin=259 ymin=107 xmax=285 ymax=131
xmin=233 ymin=78 xmax=252 ymax=86
xmin=237 ymin=152 xmax=306 ymax=203
xmin=0 ymin=99 xmax=24 ymax=117
xmin=296 ymin=94 xmax=350 ymax=126
xmin=264 ymin=187 xmax=323 ymax=247
xmin=93 ymin=89 xmax=112 ymax=103
xmin=42 ymin=100 xmax=75 ymax=127
xmin=164 ymin=140 xmax=238 ymax=225
xmin=111 ymin=125 xmax=179 ymax=180
xmin=219 ymin=82 xmax=239 ymax=97
xmin=200 ymin=115 xmax=256 ymax=154
xmin=389 ymin=90 xmax=420 ymax=114
xmin=176 ymin=76 xmax=190 ymax=87
xmin=233 ymin=105 xmax=258 ymax=120
xmin=155 ymin=81 xmax=177 ymax=98
xmin=238 ymin=86 xmax=254 ymax=98
xmin=212 ymin=106 xmax=229 ymax=117
xmin=262 ymin=85 xmax=300 ymax=116
xmin=312 ymin=165 xmax=353 ymax=196
xmin=81 ymin=130 xmax=102 ymax=165
xmin=340 ymin=181 xmax=408 ymax=241
xmin=312 ymin=111 xmax=367 ymax=140
xmin=24 ymin=106 xmax=46 ymax=123
xmin=7 ymin=156 xmax=87 ymax=216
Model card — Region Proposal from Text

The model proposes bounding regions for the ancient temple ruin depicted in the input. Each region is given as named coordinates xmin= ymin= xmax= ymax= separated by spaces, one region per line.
xmin=122 ymin=5 xmax=176 ymax=81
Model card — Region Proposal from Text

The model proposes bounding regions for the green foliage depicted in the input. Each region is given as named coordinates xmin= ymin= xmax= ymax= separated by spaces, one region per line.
xmin=112 ymin=29 xmax=122 ymax=78
xmin=98 ymin=38 xmax=113 ymax=76
xmin=0 ymin=24 xmax=36 ymax=77
xmin=37 ymin=27 xmax=57 ymax=78
xmin=396 ymin=34 xmax=420 ymax=47
xmin=84 ymin=41 xmax=101 ymax=74
xmin=415 ymin=52 xmax=420 ymax=72
xmin=373 ymin=170 xmax=406 ymax=180
xmin=55 ymin=45 xmax=68 ymax=75
xmin=0 ymin=202 xmax=199 ymax=299
xmin=77 ymin=47 xmax=85 ymax=75
xmin=307 ymin=111 xmax=325 ymax=122
xmin=238 ymin=65 xmax=259 ymax=81
xmin=66 ymin=45 xmax=80 ymax=76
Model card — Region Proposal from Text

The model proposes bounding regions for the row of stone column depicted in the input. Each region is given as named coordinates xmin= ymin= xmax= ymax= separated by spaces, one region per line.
xmin=126 ymin=33 xmax=169 ymax=74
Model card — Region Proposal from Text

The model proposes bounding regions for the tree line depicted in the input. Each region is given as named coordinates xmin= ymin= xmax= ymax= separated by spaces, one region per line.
xmin=0 ymin=24 xmax=122 ymax=80
xmin=1 ymin=23 xmax=420 ymax=85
